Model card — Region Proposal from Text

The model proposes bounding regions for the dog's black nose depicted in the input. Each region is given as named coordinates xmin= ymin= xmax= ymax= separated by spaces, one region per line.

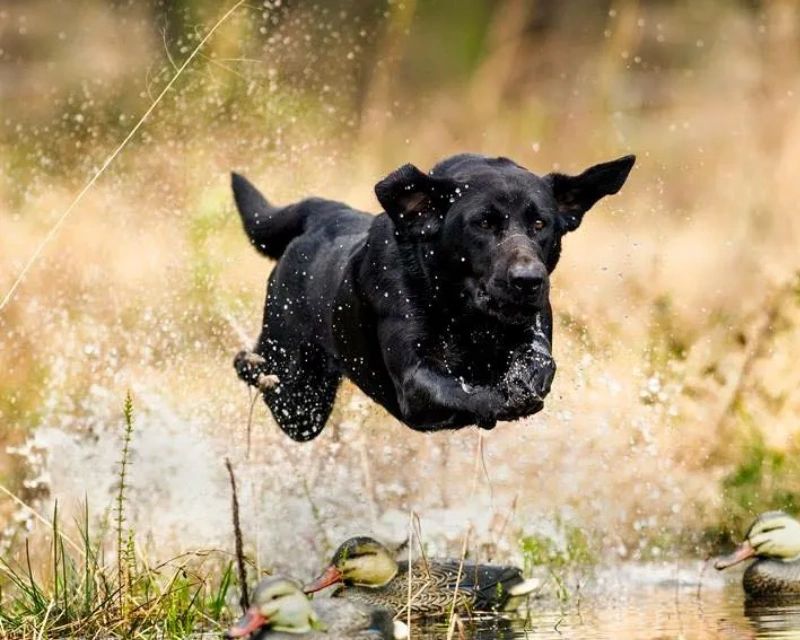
xmin=508 ymin=263 xmax=545 ymax=293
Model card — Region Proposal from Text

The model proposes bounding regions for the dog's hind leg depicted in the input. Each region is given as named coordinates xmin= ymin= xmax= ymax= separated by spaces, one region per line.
xmin=257 ymin=343 xmax=341 ymax=442
xmin=264 ymin=371 xmax=340 ymax=442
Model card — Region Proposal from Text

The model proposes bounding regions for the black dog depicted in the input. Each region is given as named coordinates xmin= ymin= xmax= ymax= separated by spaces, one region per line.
xmin=232 ymin=153 xmax=634 ymax=442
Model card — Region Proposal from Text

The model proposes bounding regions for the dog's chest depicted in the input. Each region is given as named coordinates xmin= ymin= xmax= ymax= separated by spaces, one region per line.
xmin=436 ymin=324 xmax=511 ymax=383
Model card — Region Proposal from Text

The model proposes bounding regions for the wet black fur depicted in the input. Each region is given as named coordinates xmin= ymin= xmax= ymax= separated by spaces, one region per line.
xmin=232 ymin=153 xmax=635 ymax=441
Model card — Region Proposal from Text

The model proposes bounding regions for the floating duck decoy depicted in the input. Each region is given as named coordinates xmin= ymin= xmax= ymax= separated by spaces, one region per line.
xmin=304 ymin=536 xmax=539 ymax=618
xmin=225 ymin=577 xmax=406 ymax=639
xmin=715 ymin=511 xmax=800 ymax=597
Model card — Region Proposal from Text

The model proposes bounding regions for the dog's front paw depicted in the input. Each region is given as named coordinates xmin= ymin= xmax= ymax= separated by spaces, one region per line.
xmin=507 ymin=358 xmax=556 ymax=401
xmin=497 ymin=397 xmax=544 ymax=422
xmin=465 ymin=386 xmax=506 ymax=430
xmin=501 ymin=352 xmax=556 ymax=420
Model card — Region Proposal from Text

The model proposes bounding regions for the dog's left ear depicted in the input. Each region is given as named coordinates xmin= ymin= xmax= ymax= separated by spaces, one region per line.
xmin=547 ymin=155 xmax=635 ymax=232
xmin=375 ymin=164 xmax=459 ymax=239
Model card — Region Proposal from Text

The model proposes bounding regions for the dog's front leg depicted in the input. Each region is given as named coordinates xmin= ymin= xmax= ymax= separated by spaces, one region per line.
xmin=498 ymin=316 xmax=556 ymax=421
xmin=378 ymin=320 xmax=506 ymax=430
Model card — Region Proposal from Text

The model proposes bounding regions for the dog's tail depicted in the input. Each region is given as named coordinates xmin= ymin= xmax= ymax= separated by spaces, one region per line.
xmin=231 ymin=172 xmax=310 ymax=260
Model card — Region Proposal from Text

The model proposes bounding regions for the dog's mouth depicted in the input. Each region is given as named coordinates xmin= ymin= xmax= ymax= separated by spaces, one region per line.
xmin=466 ymin=279 xmax=542 ymax=324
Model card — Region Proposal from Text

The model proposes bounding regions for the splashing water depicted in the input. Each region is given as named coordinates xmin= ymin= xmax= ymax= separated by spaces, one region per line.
xmin=4 ymin=5 xmax=800 ymax=638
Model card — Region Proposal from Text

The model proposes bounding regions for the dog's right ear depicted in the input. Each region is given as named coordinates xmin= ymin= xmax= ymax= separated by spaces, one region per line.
xmin=375 ymin=164 xmax=457 ymax=239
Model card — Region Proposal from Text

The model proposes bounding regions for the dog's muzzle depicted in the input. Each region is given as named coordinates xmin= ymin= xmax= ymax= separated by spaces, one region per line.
xmin=467 ymin=278 xmax=546 ymax=325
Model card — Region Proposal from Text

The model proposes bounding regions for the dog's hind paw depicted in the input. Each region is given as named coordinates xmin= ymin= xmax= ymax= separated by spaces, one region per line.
xmin=234 ymin=349 xmax=277 ymax=390
xmin=241 ymin=352 xmax=267 ymax=367
xmin=256 ymin=373 xmax=280 ymax=391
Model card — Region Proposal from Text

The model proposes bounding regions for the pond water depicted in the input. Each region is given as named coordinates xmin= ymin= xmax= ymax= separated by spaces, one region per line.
xmin=412 ymin=564 xmax=800 ymax=640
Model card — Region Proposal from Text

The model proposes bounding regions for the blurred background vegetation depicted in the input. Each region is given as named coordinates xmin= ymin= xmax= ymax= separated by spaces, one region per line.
xmin=2 ymin=0 xmax=800 ymax=572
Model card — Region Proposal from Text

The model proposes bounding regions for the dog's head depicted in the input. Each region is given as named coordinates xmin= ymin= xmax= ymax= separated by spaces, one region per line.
xmin=375 ymin=153 xmax=635 ymax=324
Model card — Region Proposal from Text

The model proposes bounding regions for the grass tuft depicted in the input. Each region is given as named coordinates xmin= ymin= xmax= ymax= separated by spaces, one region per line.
xmin=705 ymin=423 xmax=800 ymax=548
xmin=519 ymin=522 xmax=595 ymax=602
xmin=0 ymin=395 xmax=235 ymax=638
xmin=115 ymin=391 xmax=135 ymax=616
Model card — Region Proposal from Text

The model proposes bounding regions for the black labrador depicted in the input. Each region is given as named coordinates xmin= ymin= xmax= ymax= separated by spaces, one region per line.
xmin=232 ymin=153 xmax=635 ymax=442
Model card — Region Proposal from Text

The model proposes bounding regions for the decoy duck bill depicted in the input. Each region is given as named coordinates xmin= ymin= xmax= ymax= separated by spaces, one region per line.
xmin=304 ymin=565 xmax=344 ymax=593
xmin=714 ymin=541 xmax=756 ymax=570
xmin=225 ymin=607 xmax=268 ymax=638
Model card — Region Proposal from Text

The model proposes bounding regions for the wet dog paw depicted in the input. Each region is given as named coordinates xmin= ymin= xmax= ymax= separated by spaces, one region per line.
xmin=256 ymin=373 xmax=280 ymax=391
xmin=234 ymin=350 xmax=276 ymax=389
xmin=500 ymin=352 xmax=556 ymax=420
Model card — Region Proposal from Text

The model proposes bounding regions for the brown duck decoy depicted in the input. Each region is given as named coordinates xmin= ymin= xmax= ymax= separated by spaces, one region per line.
xmin=715 ymin=511 xmax=800 ymax=597
xmin=225 ymin=577 xmax=406 ymax=639
xmin=304 ymin=536 xmax=539 ymax=619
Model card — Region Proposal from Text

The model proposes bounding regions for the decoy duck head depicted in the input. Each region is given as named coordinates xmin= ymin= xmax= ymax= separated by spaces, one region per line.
xmin=305 ymin=536 xmax=399 ymax=592
xmin=715 ymin=511 xmax=800 ymax=570
xmin=226 ymin=577 xmax=319 ymax=637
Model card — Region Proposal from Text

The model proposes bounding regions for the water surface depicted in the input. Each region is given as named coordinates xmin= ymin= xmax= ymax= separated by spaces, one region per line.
xmin=413 ymin=564 xmax=800 ymax=639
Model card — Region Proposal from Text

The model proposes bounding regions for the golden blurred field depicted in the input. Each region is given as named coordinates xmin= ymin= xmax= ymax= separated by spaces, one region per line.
xmin=2 ymin=0 xmax=800 ymax=573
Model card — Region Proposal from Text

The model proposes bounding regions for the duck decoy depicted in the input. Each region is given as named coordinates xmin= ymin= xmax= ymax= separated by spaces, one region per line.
xmin=225 ymin=576 xmax=406 ymax=639
xmin=715 ymin=511 xmax=800 ymax=597
xmin=304 ymin=536 xmax=539 ymax=618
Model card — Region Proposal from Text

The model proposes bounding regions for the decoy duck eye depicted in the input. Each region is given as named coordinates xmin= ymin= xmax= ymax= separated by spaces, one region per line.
xmin=759 ymin=525 xmax=785 ymax=535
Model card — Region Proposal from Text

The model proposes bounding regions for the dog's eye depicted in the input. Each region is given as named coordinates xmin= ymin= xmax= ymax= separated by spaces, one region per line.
xmin=533 ymin=219 xmax=545 ymax=231
xmin=475 ymin=214 xmax=501 ymax=231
